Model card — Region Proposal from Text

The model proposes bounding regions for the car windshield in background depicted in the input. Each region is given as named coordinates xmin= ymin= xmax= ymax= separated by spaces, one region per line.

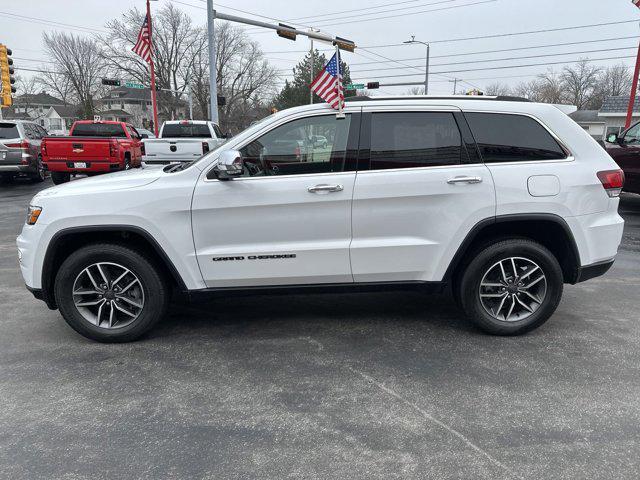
xmin=72 ymin=123 xmax=127 ymax=137
xmin=162 ymin=124 xmax=211 ymax=138
xmin=0 ymin=123 xmax=20 ymax=139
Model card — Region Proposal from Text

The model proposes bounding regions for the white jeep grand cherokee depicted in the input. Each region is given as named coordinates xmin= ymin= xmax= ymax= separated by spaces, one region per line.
xmin=17 ymin=96 xmax=625 ymax=342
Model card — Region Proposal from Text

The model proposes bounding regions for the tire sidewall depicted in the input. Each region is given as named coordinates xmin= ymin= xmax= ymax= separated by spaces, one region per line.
xmin=54 ymin=244 xmax=168 ymax=342
xmin=460 ymin=240 xmax=563 ymax=335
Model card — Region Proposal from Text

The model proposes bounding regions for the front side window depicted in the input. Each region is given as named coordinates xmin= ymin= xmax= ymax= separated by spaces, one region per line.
xmin=465 ymin=112 xmax=567 ymax=163
xmin=369 ymin=112 xmax=465 ymax=170
xmin=238 ymin=114 xmax=352 ymax=177
xmin=623 ymin=123 xmax=640 ymax=144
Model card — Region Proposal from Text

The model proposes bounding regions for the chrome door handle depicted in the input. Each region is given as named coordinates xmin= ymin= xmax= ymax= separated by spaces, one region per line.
xmin=308 ymin=184 xmax=344 ymax=193
xmin=447 ymin=176 xmax=482 ymax=184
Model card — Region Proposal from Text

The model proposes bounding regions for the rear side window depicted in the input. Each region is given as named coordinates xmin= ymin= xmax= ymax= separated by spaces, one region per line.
xmin=370 ymin=112 xmax=464 ymax=170
xmin=162 ymin=123 xmax=212 ymax=138
xmin=72 ymin=123 xmax=127 ymax=137
xmin=465 ymin=113 xmax=567 ymax=163
xmin=0 ymin=123 xmax=19 ymax=139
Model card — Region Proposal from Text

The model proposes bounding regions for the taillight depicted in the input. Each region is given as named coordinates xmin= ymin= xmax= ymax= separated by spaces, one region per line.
xmin=140 ymin=142 xmax=145 ymax=155
xmin=5 ymin=140 xmax=29 ymax=150
xmin=597 ymin=169 xmax=625 ymax=197
xmin=202 ymin=141 xmax=209 ymax=154
xmin=41 ymin=139 xmax=47 ymax=156
xmin=109 ymin=139 xmax=118 ymax=157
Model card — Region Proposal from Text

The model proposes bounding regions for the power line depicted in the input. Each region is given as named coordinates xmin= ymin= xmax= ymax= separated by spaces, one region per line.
xmin=351 ymin=54 xmax=638 ymax=81
xmin=0 ymin=11 xmax=106 ymax=33
xmin=349 ymin=35 xmax=640 ymax=65
xmin=350 ymin=45 xmax=638 ymax=74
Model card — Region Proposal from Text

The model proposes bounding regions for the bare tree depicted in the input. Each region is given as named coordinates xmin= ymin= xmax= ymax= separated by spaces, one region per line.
xmin=41 ymin=32 xmax=105 ymax=118
xmin=591 ymin=63 xmax=632 ymax=109
xmin=102 ymin=4 xmax=202 ymax=119
xmin=560 ymin=59 xmax=601 ymax=109
xmin=13 ymin=76 xmax=40 ymax=116
xmin=406 ymin=86 xmax=425 ymax=95
xmin=484 ymin=82 xmax=511 ymax=96
xmin=512 ymin=79 xmax=541 ymax=100
xmin=537 ymin=70 xmax=565 ymax=104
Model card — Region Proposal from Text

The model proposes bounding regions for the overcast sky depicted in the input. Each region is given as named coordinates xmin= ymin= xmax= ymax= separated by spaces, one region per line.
xmin=3 ymin=0 xmax=640 ymax=95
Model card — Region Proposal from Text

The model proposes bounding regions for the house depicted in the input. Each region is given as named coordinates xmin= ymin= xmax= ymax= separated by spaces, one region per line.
xmin=43 ymin=105 xmax=80 ymax=135
xmin=13 ymin=92 xmax=65 ymax=118
xmin=597 ymin=96 xmax=640 ymax=139
xmin=97 ymin=87 xmax=152 ymax=128
xmin=568 ymin=110 xmax=606 ymax=142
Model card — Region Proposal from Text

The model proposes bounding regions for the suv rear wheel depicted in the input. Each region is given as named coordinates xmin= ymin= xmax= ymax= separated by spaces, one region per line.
xmin=54 ymin=244 xmax=169 ymax=342
xmin=31 ymin=155 xmax=46 ymax=183
xmin=458 ymin=239 xmax=563 ymax=335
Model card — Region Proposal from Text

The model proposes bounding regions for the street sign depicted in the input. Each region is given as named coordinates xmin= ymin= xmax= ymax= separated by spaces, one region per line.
xmin=125 ymin=81 xmax=145 ymax=89
xmin=345 ymin=83 xmax=365 ymax=90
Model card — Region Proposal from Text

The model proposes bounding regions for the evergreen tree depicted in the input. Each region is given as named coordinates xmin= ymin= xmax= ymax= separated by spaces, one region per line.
xmin=274 ymin=50 xmax=353 ymax=110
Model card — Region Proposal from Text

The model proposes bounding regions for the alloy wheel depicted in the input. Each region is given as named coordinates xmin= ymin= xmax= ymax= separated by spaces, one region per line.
xmin=478 ymin=256 xmax=547 ymax=322
xmin=72 ymin=262 xmax=145 ymax=329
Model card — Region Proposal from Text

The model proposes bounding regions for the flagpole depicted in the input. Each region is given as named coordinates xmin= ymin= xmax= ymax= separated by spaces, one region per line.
xmin=335 ymin=44 xmax=344 ymax=119
xmin=147 ymin=0 xmax=159 ymax=137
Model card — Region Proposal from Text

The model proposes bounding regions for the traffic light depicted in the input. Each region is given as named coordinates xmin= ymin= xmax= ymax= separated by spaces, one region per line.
xmin=217 ymin=95 xmax=226 ymax=106
xmin=0 ymin=44 xmax=16 ymax=108
xmin=367 ymin=82 xmax=380 ymax=90
xmin=276 ymin=23 xmax=296 ymax=41
xmin=334 ymin=37 xmax=356 ymax=52
xmin=101 ymin=78 xmax=121 ymax=86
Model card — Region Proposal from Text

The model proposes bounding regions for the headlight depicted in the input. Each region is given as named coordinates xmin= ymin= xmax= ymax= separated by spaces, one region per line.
xmin=26 ymin=205 xmax=42 ymax=225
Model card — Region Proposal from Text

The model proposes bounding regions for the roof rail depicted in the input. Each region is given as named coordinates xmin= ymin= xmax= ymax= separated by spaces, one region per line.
xmin=344 ymin=95 xmax=530 ymax=103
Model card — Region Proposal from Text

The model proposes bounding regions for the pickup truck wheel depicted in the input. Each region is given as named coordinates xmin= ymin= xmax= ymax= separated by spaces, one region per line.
xmin=458 ymin=239 xmax=563 ymax=335
xmin=54 ymin=244 xmax=169 ymax=342
xmin=51 ymin=172 xmax=70 ymax=185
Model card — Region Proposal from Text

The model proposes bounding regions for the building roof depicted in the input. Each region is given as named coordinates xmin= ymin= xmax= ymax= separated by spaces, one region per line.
xmin=98 ymin=109 xmax=133 ymax=117
xmin=1 ymin=107 xmax=31 ymax=120
xmin=569 ymin=110 xmax=603 ymax=123
xmin=15 ymin=92 xmax=65 ymax=106
xmin=101 ymin=87 xmax=151 ymax=102
xmin=50 ymin=105 xmax=80 ymax=118
xmin=599 ymin=96 xmax=640 ymax=114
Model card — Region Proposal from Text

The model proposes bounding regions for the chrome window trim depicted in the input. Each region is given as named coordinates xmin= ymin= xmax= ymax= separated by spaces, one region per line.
xmin=463 ymin=110 xmax=574 ymax=162
xmin=203 ymin=110 xmax=358 ymax=183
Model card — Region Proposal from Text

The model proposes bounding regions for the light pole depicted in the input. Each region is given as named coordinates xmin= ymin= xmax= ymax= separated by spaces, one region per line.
xmin=207 ymin=0 xmax=219 ymax=124
xmin=403 ymin=36 xmax=430 ymax=95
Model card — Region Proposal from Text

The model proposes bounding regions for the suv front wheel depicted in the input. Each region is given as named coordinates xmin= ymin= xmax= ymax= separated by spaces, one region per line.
xmin=54 ymin=244 xmax=169 ymax=342
xmin=459 ymin=239 xmax=563 ymax=335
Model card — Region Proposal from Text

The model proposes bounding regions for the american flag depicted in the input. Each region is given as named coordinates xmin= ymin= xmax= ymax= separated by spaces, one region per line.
xmin=634 ymin=0 xmax=640 ymax=8
xmin=132 ymin=16 xmax=152 ymax=63
xmin=310 ymin=52 xmax=344 ymax=110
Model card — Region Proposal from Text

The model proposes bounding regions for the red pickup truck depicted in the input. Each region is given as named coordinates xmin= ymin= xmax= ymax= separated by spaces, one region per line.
xmin=605 ymin=122 xmax=640 ymax=195
xmin=42 ymin=120 xmax=144 ymax=184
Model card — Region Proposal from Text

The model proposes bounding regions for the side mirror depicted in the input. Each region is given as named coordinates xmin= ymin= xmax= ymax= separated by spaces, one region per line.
xmin=606 ymin=133 xmax=619 ymax=144
xmin=213 ymin=149 xmax=243 ymax=180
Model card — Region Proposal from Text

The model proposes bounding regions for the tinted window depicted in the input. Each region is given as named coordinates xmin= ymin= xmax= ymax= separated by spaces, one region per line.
xmin=37 ymin=126 xmax=48 ymax=137
xmin=370 ymin=112 xmax=464 ymax=170
xmin=162 ymin=123 xmax=212 ymax=138
xmin=465 ymin=113 xmax=566 ymax=162
xmin=213 ymin=124 xmax=224 ymax=138
xmin=623 ymin=123 xmax=640 ymax=144
xmin=238 ymin=114 xmax=352 ymax=177
xmin=72 ymin=123 xmax=127 ymax=137
xmin=0 ymin=123 xmax=19 ymax=139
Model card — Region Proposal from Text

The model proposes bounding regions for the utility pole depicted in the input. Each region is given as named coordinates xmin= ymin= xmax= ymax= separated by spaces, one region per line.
xmin=146 ymin=0 xmax=159 ymax=136
xmin=404 ymin=36 xmax=430 ymax=94
xmin=187 ymin=85 xmax=193 ymax=120
xmin=309 ymin=36 xmax=314 ymax=105
xmin=207 ymin=0 xmax=219 ymax=124
xmin=449 ymin=78 xmax=460 ymax=94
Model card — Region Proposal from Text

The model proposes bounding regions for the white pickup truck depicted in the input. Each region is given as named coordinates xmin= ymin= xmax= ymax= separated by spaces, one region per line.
xmin=142 ymin=120 xmax=226 ymax=164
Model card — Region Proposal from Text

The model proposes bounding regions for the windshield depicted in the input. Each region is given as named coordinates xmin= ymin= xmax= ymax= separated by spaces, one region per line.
xmin=162 ymin=124 xmax=211 ymax=138
xmin=0 ymin=123 xmax=19 ymax=139
xmin=72 ymin=123 xmax=126 ymax=137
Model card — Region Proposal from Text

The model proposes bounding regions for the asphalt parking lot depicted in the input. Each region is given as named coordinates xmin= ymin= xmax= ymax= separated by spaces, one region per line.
xmin=1 ymin=177 xmax=639 ymax=480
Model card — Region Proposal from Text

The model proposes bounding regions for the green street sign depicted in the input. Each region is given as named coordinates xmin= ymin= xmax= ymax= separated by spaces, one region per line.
xmin=345 ymin=83 xmax=365 ymax=90
xmin=125 ymin=81 xmax=145 ymax=89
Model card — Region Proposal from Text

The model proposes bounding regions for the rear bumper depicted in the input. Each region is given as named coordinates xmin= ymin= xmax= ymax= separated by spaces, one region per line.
xmin=0 ymin=164 xmax=36 ymax=174
xmin=574 ymin=259 xmax=615 ymax=283
xmin=44 ymin=160 xmax=123 ymax=173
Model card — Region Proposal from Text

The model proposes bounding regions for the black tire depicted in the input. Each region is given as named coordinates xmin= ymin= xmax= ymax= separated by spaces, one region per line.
xmin=30 ymin=156 xmax=46 ymax=183
xmin=458 ymin=239 xmax=563 ymax=335
xmin=124 ymin=155 xmax=131 ymax=170
xmin=0 ymin=173 xmax=14 ymax=184
xmin=51 ymin=171 xmax=70 ymax=185
xmin=54 ymin=243 xmax=169 ymax=342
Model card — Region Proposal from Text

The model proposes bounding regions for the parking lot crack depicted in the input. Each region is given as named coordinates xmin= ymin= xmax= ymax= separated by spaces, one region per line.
xmin=348 ymin=367 xmax=524 ymax=480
